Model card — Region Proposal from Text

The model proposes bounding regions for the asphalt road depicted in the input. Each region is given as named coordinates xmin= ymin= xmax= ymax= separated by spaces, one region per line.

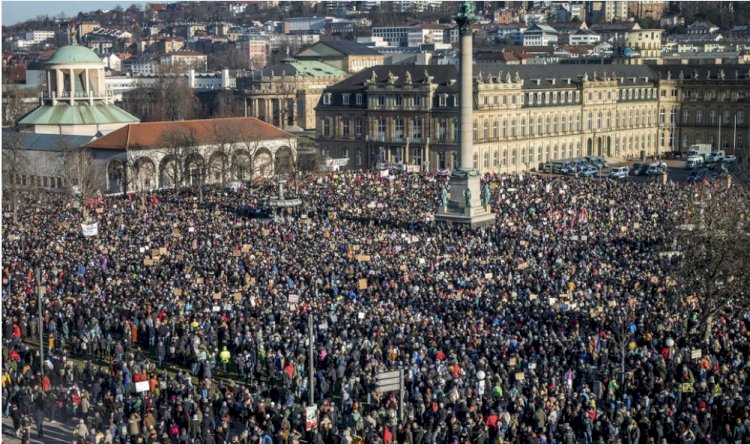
xmin=2 ymin=413 xmax=75 ymax=444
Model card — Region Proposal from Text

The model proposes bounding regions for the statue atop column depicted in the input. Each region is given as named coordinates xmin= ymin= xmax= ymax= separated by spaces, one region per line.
xmin=454 ymin=0 xmax=478 ymax=35
xmin=439 ymin=185 xmax=448 ymax=210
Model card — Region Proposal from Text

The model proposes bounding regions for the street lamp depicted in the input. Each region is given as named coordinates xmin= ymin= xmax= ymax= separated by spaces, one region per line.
xmin=35 ymin=267 xmax=44 ymax=379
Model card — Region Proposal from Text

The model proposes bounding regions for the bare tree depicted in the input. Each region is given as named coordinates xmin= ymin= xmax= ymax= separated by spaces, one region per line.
xmin=672 ymin=167 xmax=750 ymax=344
xmin=233 ymin=126 xmax=274 ymax=196
xmin=607 ymin=304 xmax=636 ymax=389
xmin=159 ymin=126 xmax=206 ymax=202
xmin=1 ymin=128 xmax=28 ymax=224
xmin=60 ymin=144 xmax=106 ymax=221
xmin=149 ymin=64 xmax=200 ymax=121
xmin=210 ymin=120 xmax=248 ymax=186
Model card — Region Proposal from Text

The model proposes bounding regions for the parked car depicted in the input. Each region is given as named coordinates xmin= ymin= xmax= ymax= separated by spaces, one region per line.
xmin=685 ymin=156 xmax=704 ymax=170
xmin=629 ymin=163 xmax=643 ymax=176
xmin=608 ymin=166 xmax=629 ymax=179
xmin=588 ymin=157 xmax=608 ymax=168
xmin=632 ymin=164 xmax=649 ymax=176
xmin=579 ymin=166 xmax=599 ymax=177
xmin=646 ymin=165 xmax=664 ymax=176
xmin=559 ymin=165 xmax=576 ymax=175
xmin=722 ymin=155 xmax=737 ymax=163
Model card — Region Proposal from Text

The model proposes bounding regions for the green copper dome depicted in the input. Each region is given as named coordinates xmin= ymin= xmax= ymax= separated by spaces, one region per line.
xmin=46 ymin=44 xmax=103 ymax=65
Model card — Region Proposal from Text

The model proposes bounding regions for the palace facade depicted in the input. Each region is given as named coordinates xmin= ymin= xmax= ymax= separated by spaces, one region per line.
xmin=314 ymin=64 xmax=750 ymax=173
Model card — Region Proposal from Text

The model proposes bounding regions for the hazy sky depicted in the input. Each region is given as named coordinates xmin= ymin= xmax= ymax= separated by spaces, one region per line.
xmin=2 ymin=1 xmax=148 ymax=27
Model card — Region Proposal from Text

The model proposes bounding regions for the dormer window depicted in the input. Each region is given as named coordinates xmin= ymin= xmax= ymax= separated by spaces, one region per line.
xmin=323 ymin=93 xmax=332 ymax=105
xmin=355 ymin=93 xmax=363 ymax=105
xmin=342 ymin=94 xmax=350 ymax=105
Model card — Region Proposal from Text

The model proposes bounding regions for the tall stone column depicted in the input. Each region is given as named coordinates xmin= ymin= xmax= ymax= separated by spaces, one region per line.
xmin=434 ymin=0 xmax=495 ymax=228
xmin=458 ymin=21 xmax=473 ymax=170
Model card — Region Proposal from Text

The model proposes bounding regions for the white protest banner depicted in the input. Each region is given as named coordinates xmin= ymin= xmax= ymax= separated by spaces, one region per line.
xmin=135 ymin=381 xmax=150 ymax=393
xmin=81 ymin=223 xmax=99 ymax=237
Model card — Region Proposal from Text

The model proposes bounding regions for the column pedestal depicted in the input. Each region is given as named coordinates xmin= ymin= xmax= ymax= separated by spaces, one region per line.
xmin=435 ymin=172 xmax=495 ymax=228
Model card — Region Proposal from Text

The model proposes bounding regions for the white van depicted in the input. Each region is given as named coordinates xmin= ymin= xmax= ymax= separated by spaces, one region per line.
xmin=608 ymin=166 xmax=629 ymax=179
xmin=685 ymin=156 xmax=704 ymax=170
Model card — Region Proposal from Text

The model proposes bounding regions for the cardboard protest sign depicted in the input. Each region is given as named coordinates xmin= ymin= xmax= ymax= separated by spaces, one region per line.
xmin=174 ymin=288 xmax=182 ymax=296
xmin=241 ymin=244 xmax=251 ymax=253
xmin=356 ymin=255 xmax=371 ymax=262
xmin=233 ymin=250 xmax=241 ymax=257
xmin=144 ymin=258 xmax=154 ymax=266
xmin=515 ymin=372 xmax=525 ymax=381
xmin=358 ymin=279 xmax=368 ymax=289
xmin=159 ymin=247 xmax=167 ymax=255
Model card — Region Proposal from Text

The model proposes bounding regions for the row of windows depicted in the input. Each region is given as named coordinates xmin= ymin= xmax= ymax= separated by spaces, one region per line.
xmin=679 ymin=109 xmax=749 ymax=126
xmin=322 ymin=108 xmax=658 ymax=141
xmin=470 ymin=134 xmax=654 ymax=169
xmin=11 ymin=175 xmax=65 ymax=189
xmin=683 ymin=89 xmax=747 ymax=101
xmin=323 ymin=86 xmax=661 ymax=109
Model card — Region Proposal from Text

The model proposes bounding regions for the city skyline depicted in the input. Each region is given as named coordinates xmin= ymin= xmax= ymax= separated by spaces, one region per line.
xmin=2 ymin=1 xmax=147 ymax=26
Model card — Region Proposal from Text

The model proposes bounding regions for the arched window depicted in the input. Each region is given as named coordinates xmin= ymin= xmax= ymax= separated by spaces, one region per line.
xmin=521 ymin=118 xmax=526 ymax=136
xmin=483 ymin=120 xmax=489 ymax=140
xmin=493 ymin=150 xmax=499 ymax=166
xmin=561 ymin=114 xmax=567 ymax=133
xmin=587 ymin=112 xmax=593 ymax=131
xmin=606 ymin=111 xmax=611 ymax=129
xmin=483 ymin=151 xmax=489 ymax=169
xmin=597 ymin=112 xmax=602 ymax=129
xmin=493 ymin=120 xmax=498 ymax=139
xmin=502 ymin=120 xmax=507 ymax=138
xmin=511 ymin=119 xmax=516 ymax=137
xmin=537 ymin=116 xmax=543 ymax=135
xmin=545 ymin=114 xmax=551 ymax=133
xmin=553 ymin=114 xmax=558 ymax=133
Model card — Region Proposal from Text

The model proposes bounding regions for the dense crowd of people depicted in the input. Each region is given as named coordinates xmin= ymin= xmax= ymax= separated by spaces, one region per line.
xmin=2 ymin=170 xmax=750 ymax=444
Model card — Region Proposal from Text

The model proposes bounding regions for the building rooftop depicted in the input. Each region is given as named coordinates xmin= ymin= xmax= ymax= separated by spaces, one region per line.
xmin=325 ymin=64 xmax=661 ymax=93
xmin=307 ymin=40 xmax=382 ymax=56
xmin=18 ymin=103 xmax=139 ymax=126
xmin=83 ymin=117 xmax=291 ymax=150
xmin=7 ymin=132 xmax=96 ymax=152
xmin=46 ymin=44 xmax=103 ymax=65
xmin=248 ymin=59 xmax=348 ymax=79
